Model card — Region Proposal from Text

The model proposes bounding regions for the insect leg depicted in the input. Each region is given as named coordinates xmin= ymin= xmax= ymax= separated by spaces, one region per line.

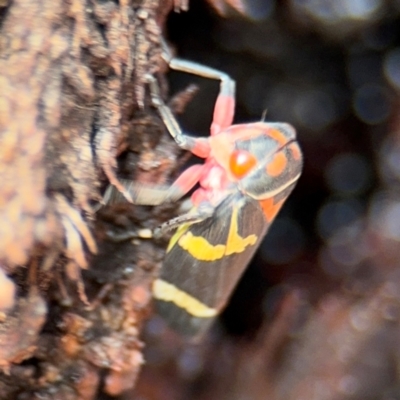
xmin=106 ymin=227 xmax=153 ymax=242
xmin=146 ymin=75 xmax=211 ymax=158
xmin=102 ymin=164 xmax=205 ymax=207
xmin=155 ymin=202 xmax=215 ymax=237
xmin=163 ymin=48 xmax=236 ymax=135
xmin=102 ymin=179 xmax=170 ymax=206
xmin=106 ymin=199 xmax=214 ymax=243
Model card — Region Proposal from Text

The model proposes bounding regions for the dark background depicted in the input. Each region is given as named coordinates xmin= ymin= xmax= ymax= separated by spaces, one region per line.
xmin=134 ymin=0 xmax=400 ymax=399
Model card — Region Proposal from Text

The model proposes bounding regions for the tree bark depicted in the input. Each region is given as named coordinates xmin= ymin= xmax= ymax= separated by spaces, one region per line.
xmin=0 ymin=0 xmax=176 ymax=398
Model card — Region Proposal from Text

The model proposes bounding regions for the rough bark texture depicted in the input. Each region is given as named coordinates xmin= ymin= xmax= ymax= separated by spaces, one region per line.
xmin=0 ymin=0 xmax=179 ymax=398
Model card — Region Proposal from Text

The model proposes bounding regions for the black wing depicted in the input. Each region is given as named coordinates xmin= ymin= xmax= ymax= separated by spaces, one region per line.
xmin=154 ymin=192 xmax=270 ymax=338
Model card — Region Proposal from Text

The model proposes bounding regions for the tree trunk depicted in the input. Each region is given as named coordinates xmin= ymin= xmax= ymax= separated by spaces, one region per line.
xmin=0 ymin=0 xmax=176 ymax=398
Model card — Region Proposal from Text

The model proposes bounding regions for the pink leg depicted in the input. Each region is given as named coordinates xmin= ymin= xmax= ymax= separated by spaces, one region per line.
xmin=167 ymin=164 xmax=205 ymax=200
xmin=211 ymin=89 xmax=235 ymax=136
xmin=166 ymin=57 xmax=236 ymax=136
xmin=102 ymin=164 xmax=205 ymax=207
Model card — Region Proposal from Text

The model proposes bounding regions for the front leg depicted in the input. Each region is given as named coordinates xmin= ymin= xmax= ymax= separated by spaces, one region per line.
xmin=155 ymin=202 xmax=215 ymax=236
xmin=102 ymin=164 xmax=205 ymax=206
xmin=167 ymin=58 xmax=236 ymax=136
xmin=146 ymin=74 xmax=211 ymax=158
xmin=106 ymin=202 xmax=215 ymax=242
xmin=161 ymin=41 xmax=236 ymax=135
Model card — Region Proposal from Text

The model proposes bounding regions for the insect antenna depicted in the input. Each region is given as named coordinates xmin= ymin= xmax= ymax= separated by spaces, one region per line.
xmin=260 ymin=109 xmax=268 ymax=122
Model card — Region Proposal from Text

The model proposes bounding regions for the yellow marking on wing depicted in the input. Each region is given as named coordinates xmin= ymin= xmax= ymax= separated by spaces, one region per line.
xmin=179 ymin=231 xmax=225 ymax=260
xmin=153 ymin=279 xmax=218 ymax=318
xmin=177 ymin=206 xmax=257 ymax=261
xmin=225 ymin=206 xmax=257 ymax=255
xmin=167 ymin=223 xmax=190 ymax=253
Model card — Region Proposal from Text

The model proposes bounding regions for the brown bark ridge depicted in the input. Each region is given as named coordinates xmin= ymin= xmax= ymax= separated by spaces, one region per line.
xmin=0 ymin=0 xmax=185 ymax=398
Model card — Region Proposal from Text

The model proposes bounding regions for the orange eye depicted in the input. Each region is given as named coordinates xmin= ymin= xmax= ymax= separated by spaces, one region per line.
xmin=229 ymin=150 xmax=257 ymax=178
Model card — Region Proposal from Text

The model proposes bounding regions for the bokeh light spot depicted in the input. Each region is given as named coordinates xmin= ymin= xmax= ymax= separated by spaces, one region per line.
xmin=344 ymin=0 xmax=381 ymax=19
xmin=242 ymin=0 xmax=275 ymax=21
xmin=294 ymin=89 xmax=337 ymax=131
xmin=379 ymin=138 xmax=400 ymax=183
xmin=290 ymin=0 xmax=382 ymax=22
xmin=380 ymin=201 xmax=400 ymax=241
xmin=317 ymin=199 xmax=363 ymax=239
xmin=353 ymin=84 xmax=391 ymax=124
xmin=383 ymin=48 xmax=400 ymax=89
xmin=325 ymin=153 xmax=371 ymax=195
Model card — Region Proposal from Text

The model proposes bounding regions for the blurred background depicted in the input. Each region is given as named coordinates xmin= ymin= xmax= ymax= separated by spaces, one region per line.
xmin=133 ymin=0 xmax=400 ymax=399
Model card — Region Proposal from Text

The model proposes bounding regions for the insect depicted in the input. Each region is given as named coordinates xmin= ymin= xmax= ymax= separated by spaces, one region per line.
xmin=105 ymin=53 xmax=303 ymax=339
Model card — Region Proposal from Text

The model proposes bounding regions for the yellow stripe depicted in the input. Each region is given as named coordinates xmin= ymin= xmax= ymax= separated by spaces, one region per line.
xmin=178 ymin=232 xmax=225 ymax=260
xmin=225 ymin=206 xmax=257 ymax=255
xmin=177 ymin=206 xmax=257 ymax=261
xmin=167 ymin=223 xmax=190 ymax=253
xmin=153 ymin=279 xmax=218 ymax=318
